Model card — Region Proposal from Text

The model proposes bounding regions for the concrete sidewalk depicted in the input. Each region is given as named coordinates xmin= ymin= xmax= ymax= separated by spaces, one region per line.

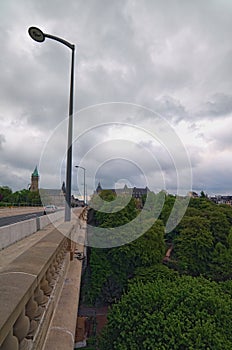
xmin=0 ymin=207 xmax=83 ymax=269
xmin=0 ymin=220 xmax=63 ymax=270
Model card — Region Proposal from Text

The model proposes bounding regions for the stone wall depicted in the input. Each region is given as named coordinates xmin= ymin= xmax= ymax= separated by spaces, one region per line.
xmin=0 ymin=221 xmax=78 ymax=350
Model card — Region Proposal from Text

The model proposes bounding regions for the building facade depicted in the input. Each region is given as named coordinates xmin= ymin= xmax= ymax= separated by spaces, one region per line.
xmin=95 ymin=182 xmax=149 ymax=199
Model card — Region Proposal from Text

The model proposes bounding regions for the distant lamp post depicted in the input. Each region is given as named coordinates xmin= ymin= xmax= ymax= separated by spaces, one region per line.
xmin=75 ymin=166 xmax=86 ymax=205
xmin=28 ymin=26 xmax=75 ymax=221
xmin=85 ymin=184 xmax=88 ymax=205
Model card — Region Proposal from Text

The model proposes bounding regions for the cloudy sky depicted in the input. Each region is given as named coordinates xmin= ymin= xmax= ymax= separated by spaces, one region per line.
xmin=1 ymin=0 xmax=232 ymax=198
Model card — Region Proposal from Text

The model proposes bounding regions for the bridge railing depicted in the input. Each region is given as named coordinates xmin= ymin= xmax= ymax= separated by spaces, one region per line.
xmin=0 ymin=221 xmax=76 ymax=350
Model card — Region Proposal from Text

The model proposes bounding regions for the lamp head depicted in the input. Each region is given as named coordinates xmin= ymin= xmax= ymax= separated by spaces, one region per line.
xmin=75 ymin=166 xmax=85 ymax=170
xmin=28 ymin=27 xmax=45 ymax=43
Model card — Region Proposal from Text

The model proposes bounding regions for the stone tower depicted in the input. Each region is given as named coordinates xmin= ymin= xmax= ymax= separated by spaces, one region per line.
xmin=96 ymin=182 xmax=102 ymax=194
xmin=30 ymin=166 xmax=39 ymax=192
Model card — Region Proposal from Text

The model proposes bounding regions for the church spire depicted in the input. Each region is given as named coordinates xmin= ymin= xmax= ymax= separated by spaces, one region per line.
xmin=96 ymin=182 xmax=102 ymax=193
xmin=32 ymin=165 xmax=39 ymax=177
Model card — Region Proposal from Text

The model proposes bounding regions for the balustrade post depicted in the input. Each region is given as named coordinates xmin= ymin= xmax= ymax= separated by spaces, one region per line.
xmin=13 ymin=309 xmax=31 ymax=350
xmin=0 ymin=329 xmax=19 ymax=350
xmin=34 ymin=286 xmax=48 ymax=307
xmin=40 ymin=276 xmax=52 ymax=296
xmin=25 ymin=296 xmax=43 ymax=340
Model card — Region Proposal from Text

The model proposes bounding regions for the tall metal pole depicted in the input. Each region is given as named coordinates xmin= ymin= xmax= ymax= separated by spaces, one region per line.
xmin=83 ymin=167 xmax=86 ymax=205
xmin=65 ymin=46 xmax=75 ymax=221
xmin=75 ymin=166 xmax=86 ymax=205
xmin=28 ymin=27 xmax=75 ymax=222
xmin=85 ymin=183 xmax=88 ymax=205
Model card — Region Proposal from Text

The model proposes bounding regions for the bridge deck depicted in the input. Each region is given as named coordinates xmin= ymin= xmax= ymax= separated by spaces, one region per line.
xmin=0 ymin=221 xmax=59 ymax=271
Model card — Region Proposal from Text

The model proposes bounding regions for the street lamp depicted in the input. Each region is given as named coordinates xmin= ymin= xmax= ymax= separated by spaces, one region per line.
xmin=75 ymin=166 xmax=86 ymax=205
xmin=85 ymin=184 xmax=88 ymax=205
xmin=28 ymin=26 xmax=75 ymax=221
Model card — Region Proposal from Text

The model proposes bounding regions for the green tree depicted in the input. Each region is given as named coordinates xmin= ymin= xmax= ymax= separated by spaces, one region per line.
xmin=0 ymin=186 xmax=12 ymax=202
xmin=9 ymin=189 xmax=42 ymax=206
xmin=93 ymin=194 xmax=138 ymax=228
xmin=131 ymin=263 xmax=179 ymax=285
xmin=159 ymin=195 xmax=175 ymax=226
xmin=28 ymin=190 xmax=42 ymax=205
xmin=99 ymin=189 xmax=117 ymax=202
xmin=174 ymin=216 xmax=213 ymax=275
xmin=218 ymin=204 xmax=232 ymax=225
xmin=84 ymin=248 xmax=112 ymax=305
xmin=108 ymin=219 xmax=165 ymax=279
xmin=209 ymin=229 xmax=232 ymax=281
xmin=200 ymin=190 xmax=206 ymax=198
xmin=199 ymin=208 xmax=230 ymax=246
xmin=85 ymin=219 xmax=165 ymax=305
xmin=99 ymin=276 xmax=232 ymax=350
xmin=0 ymin=187 xmax=42 ymax=206
xmin=188 ymin=197 xmax=214 ymax=211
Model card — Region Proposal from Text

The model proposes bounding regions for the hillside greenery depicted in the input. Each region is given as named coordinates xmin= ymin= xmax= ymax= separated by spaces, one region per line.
xmin=82 ymin=192 xmax=232 ymax=349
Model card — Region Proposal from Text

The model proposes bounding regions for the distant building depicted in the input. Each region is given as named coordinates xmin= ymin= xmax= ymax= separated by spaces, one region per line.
xmin=210 ymin=195 xmax=232 ymax=206
xmin=96 ymin=182 xmax=103 ymax=193
xmin=133 ymin=186 xmax=149 ymax=198
xmin=30 ymin=166 xmax=39 ymax=192
xmin=188 ymin=191 xmax=199 ymax=198
xmin=95 ymin=182 xmax=149 ymax=199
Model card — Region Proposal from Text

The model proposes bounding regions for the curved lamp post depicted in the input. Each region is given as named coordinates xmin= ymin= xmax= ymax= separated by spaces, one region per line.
xmin=75 ymin=166 xmax=86 ymax=205
xmin=28 ymin=27 xmax=75 ymax=221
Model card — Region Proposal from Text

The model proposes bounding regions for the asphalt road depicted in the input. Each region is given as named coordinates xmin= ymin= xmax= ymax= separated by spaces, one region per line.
xmin=0 ymin=211 xmax=44 ymax=227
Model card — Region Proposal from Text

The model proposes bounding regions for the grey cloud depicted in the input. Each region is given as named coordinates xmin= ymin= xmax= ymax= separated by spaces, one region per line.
xmin=152 ymin=96 xmax=188 ymax=122
xmin=198 ymin=93 xmax=232 ymax=118
xmin=209 ymin=128 xmax=232 ymax=152
xmin=0 ymin=134 xmax=6 ymax=149
xmin=0 ymin=169 xmax=30 ymax=191
xmin=193 ymin=166 xmax=232 ymax=196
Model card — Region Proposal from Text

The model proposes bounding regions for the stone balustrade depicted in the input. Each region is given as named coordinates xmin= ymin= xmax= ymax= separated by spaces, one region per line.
xmin=0 ymin=220 xmax=78 ymax=350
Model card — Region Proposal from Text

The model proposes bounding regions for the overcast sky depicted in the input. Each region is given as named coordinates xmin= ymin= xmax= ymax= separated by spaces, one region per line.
xmin=1 ymin=0 xmax=232 ymax=198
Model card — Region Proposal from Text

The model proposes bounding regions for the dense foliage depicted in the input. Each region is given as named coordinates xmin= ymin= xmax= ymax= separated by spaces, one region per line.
xmin=170 ymin=197 xmax=232 ymax=279
xmin=83 ymin=191 xmax=165 ymax=304
xmin=99 ymin=276 xmax=232 ymax=349
xmin=94 ymin=220 xmax=164 ymax=303
xmin=92 ymin=190 xmax=138 ymax=227
xmin=83 ymin=192 xmax=232 ymax=348
xmin=0 ymin=186 xmax=42 ymax=206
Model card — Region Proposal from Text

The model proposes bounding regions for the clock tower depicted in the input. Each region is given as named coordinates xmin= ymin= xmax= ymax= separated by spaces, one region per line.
xmin=30 ymin=166 xmax=39 ymax=192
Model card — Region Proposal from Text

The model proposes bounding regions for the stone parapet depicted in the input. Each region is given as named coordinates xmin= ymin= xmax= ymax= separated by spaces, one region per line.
xmin=0 ymin=221 xmax=76 ymax=350
xmin=43 ymin=256 xmax=84 ymax=350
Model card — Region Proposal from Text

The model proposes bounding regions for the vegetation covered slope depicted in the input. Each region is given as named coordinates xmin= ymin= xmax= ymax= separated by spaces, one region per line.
xmin=83 ymin=192 xmax=232 ymax=349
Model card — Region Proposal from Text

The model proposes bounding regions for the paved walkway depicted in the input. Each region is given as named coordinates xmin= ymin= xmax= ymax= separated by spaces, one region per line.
xmin=0 ymin=207 xmax=83 ymax=269
xmin=0 ymin=221 xmax=62 ymax=270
